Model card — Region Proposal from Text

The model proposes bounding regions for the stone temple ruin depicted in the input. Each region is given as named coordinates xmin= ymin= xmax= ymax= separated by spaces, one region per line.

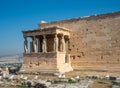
xmin=20 ymin=11 xmax=120 ymax=73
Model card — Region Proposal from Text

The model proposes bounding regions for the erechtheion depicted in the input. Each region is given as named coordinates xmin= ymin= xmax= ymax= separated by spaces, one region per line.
xmin=21 ymin=11 xmax=120 ymax=73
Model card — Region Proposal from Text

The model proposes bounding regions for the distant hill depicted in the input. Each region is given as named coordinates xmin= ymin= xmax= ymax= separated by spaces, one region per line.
xmin=0 ymin=54 xmax=23 ymax=64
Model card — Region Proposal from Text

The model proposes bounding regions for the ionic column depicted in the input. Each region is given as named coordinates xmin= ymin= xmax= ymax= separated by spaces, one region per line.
xmin=24 ymin=37 xmax=28 ymax=53
xmin=32 ymin=36 xmax=37 ymax=53
xmin=42 ymin=35 xmax=47 ymax=53
xmin=54 ymin=34 xmax=58 ymax=52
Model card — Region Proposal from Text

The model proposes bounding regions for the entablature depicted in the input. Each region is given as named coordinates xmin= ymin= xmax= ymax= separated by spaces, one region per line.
xmin=22 ymin=26 xmax=70 ymax=37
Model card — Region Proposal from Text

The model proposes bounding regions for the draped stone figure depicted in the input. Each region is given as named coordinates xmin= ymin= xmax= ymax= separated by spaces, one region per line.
xmin=60 ymin=35 xmax=65 ymax=52
xmin=24 ymin=38 xmax=28 ymax=53
xmin=42 ymin=35 xmax=47 ymax=52
xmin=54 ymin=34 xmax=58 ymax=52
xmin=60 ymin=38 xmax=62 ymax=52
xmin=32 ymin=37 xmax=37 ymax=53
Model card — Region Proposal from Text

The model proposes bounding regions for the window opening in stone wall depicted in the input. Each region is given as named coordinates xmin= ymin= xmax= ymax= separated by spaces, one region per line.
xmin=81 ymin=52 xmax=85 ymax=56
xmin=36 ymin=63 xmax=39 ymax=66
xmin=69 ymin=49 xmax=71 ymax=51
xmin=77 ymin=56 xmax=81 ymax=59
xmin=30 ymin=62 xmax=32 ymax=64
xmin=101 ymin=56 xmax=103 ymax=60
xmin=117 ymin=59 xmax=119 ymax=62
xmin=29 ymin=65 xmax=32 ymax=68
xmin=86 ymin=28 xmax=88 ymax=31
xmin=72 ymin=45 xmax=74 ymax=47
xmin=77 ymin=48 xmax=79 ymax=52
xmin=73 ymin=56 xmax=75 ymax=60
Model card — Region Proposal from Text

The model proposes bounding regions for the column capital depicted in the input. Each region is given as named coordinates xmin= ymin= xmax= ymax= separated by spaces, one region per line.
xmin=55 ymin=34 xmax=58 ymax=37
xmin=61 ymin=35 xmax=64 ymax=38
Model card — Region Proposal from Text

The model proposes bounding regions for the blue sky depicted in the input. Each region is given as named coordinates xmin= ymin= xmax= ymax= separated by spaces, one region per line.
xmin=0 ymin=0 xmax=120 ymax=56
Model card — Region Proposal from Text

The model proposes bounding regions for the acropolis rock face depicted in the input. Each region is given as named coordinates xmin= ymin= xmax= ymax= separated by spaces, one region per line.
xmin=21 ymin=11 xmax=120 ymax=73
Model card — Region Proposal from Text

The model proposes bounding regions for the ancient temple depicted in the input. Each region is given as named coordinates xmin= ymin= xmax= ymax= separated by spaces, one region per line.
xmin=21 ymin=26 xmax=73 ymax=73
xmin=21 ymin=11 xmax=120 ymax=73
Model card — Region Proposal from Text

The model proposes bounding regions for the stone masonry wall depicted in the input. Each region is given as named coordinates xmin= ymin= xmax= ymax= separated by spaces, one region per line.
xmin=21 ymin=53 xmax=58 ymax=72
xmin=39 ymin=12 xmax=120 ymax=71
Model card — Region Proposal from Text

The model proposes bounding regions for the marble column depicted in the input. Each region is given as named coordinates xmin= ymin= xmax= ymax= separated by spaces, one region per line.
xmin=24 ymin=37 xmax=28 ymax=53
xmin=54 ymin=34 xmax=58 ymax=52
xmin=42 ymin=35 xmax=47 ymax=52
xmin=32 ymin=36 xmax=37 ymax=53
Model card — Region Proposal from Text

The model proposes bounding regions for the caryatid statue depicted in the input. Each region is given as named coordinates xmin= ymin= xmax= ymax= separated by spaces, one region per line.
xmin=42 ymin=35 xmax=47 ymax=52
xmin=60 ymin=35 xmax=65 ymax=52
xmin=24 ymin=37 xmax=28 ymax=53
xmin=32 ymin=36 xmax=37 ymax=53
xmin=54 ymin=34 xmax=58 ymax=52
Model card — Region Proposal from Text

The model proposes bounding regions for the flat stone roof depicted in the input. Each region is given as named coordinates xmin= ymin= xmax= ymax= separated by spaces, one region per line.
xmin=22 ymin=26 xmax=69 ymax=33
xmin=22 ymin=26 xmax=70 ymax=37
xmin=39 ymin=11 xmax=120 ymax=26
